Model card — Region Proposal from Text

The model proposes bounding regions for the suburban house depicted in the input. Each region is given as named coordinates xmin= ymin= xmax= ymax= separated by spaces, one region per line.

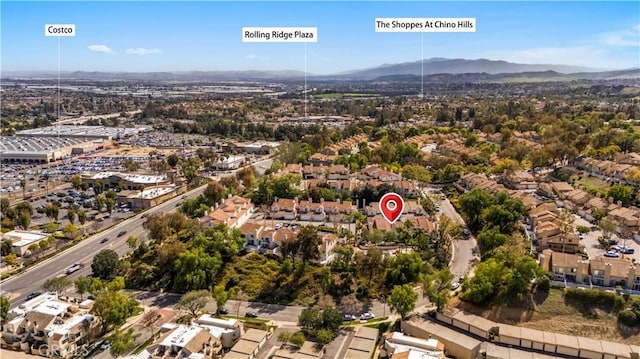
xmin=203 ymin=196 xmax=254 ymax=229
xmin=271 ymin=198 xmax=298 ymax=220
xmin=194 ymin=314 xmax=243 ymax=349
xmin=151 ymin=324 xmax=222 ymax=359
xmin=2 ymin=294 xmax=101 ymax=358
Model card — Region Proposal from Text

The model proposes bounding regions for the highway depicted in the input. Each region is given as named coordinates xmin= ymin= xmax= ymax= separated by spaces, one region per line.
xmin=3 ymin=157 xmax=273 ymax=306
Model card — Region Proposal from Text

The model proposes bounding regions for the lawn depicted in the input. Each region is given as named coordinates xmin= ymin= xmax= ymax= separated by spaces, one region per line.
xmin=452 ymin=288 xmax=640 ymax=345
xmin=571 ymin=174 xmax=610 ymax=196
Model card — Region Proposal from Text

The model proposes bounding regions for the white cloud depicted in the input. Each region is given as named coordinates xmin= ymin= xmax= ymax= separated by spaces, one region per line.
xmin=483 ymin=24 xmax=640 ymax=69
xmin=598 ymin=24 xmax=640 ymax=47
xmin=245 ymin=54 xmax=257 ymax=59
xmin=88 ymin=44 xmax=115 ymax=54
xmin=125 ymin=48 xmax=162 ymax=55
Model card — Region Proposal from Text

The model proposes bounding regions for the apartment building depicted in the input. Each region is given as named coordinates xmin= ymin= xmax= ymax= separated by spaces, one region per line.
xmin=203 ymin=196 xmax=254 ymax=229
xmin=540 ymin=249 xmax=640 ymax=290
xmin=2 ymin=294 xmax=100 ymax=358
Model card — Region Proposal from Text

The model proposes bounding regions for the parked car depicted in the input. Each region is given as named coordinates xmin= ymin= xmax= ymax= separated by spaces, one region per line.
xmin=621 ymin=247 xmax=635 ymax=254
xmin=218 ymin=308 xmax=229 ymax=315
xmin=360 ymin=312 xmax=375 ymax=320
xmin=26 ymin=292 xmax=42 ymax=300
xmin=343 ymin=314 xmax=357 ymax=321
xmin=245 ymin=312 xmax=258 ymax=318
xmin=451 ymin=282 xmax=461 ymax=291
xmin=604 ymin=251 xmax=620 ymax=258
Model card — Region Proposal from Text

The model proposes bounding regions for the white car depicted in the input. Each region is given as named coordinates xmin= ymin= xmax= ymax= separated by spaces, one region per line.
xmin=360 ymin=312 xmax=375 ymax=320
xmin=451 ymin=282 xmax=461 ymax=291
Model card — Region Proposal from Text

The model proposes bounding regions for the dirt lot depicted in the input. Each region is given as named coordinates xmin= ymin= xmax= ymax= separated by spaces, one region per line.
xmin=452 ymin=288 xmax=640 ymax=345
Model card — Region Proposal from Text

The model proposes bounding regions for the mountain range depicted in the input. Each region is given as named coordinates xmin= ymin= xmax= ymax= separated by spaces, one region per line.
xmin=4 ymin=58 xmax=639 ymax=82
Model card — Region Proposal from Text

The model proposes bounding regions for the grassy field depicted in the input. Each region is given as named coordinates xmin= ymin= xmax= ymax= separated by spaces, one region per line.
xmin=452 ymin=288 xmax=640 ymax=344
xmin=571 ymin=174 xmax=610 ymax=196
xmin=314 ymin=93 xmax=380 ymax=99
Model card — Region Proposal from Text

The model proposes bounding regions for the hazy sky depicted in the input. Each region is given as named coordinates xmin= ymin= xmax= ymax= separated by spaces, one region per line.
xmin=2 ymin=1 xmax=639 ymax=73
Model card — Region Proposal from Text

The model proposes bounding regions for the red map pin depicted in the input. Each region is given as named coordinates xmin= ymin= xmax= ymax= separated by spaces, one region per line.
xmin=379 ymin=192 xmax=404 ymax=224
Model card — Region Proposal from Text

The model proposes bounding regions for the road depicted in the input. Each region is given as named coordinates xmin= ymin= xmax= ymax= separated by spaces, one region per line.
xmin=3 ymin=157 xmax=274 ymax=306
xmin=438 ymin=194 xmax=480 ymax=280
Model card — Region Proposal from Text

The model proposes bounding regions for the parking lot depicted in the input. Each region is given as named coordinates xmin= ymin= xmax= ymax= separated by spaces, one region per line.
xmin=575 ymin=214 xmax=639 ymax=262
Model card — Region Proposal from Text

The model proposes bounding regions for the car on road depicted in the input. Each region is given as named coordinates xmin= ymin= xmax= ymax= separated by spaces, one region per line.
xmin=141 ymin=213 xmax=148 ymax=219
xmin=26 ymin=292 xmax=42 ymax=300
xmin=604 ymin=251 xmax=620 ymax=258
xmin=451 ymin=282 xmax=461 ymax=291
xmin=117 ymin=230 xmax=127 ymax=237
xmin=100 ymin=238 xmax=109 ymax=244
xmin=343 ymin=314 xmax=357 ymax=321
xmin=218 ymin=308 xmax=229 ymax=315
xmin=65 ymin=263 xmax=84 ymax=275
xmin=360 ymin=312 xmax=375 ymax=320
xmin=100 ymin=342 xmax=110 ymax=350
xmin=245 ymin=312 xmax=258 ymax=318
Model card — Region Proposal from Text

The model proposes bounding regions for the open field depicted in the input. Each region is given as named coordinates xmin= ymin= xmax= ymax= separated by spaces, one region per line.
xmin=571 ymin=174 xmax=610 ymax=196
xmin=314 ymin=93 xmax=380 ymax=99
xmin=452 ymin=288 xmax=640 ymax=345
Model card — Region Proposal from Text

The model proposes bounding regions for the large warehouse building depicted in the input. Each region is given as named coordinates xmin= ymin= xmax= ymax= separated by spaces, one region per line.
xmin=1 ymin=125 xmax=149 ymax=163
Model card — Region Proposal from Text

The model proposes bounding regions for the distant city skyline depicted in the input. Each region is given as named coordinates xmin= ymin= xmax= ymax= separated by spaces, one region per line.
xmin=2 ymin=1 xmax=639 ymax=73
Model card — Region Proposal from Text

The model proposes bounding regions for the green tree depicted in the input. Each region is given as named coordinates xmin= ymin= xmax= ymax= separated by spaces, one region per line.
xmin=477 ymin=227 xmax=509 ymax=255
xmin=278 ymin=332 xmax=291 ymax=346
xmin=75 ymin=276 xmax=94 ymax=300
xmin=67 ymin=207 xmax=76 ymax=225
xmin=108 ymin=327 xmax=139 ymax=358
xmin=177 ymin=290 xmax=211 ymax=319
xmin=357 ymin=246 xmax=386 ymax=287
xmin=78 ymin=210 xmax=87 ymax=226
xmin=607 ymin=183 xmax=634 ymax=206
xmin=3 ymin=253 xmax=18 ymax=267
xmin=458 ymin=188 xmax=493 ymax=231
xmin=213 ymin=285 xmax=233 ymax=314
xmin=0 ymin=198 xmax=10 ymax=216
xmin=174 ymin=247 xmax=222 ymax=292
xmin=422 ymin=268 xmax=454 ymax=312
xmin=94 ymin=289 xmax=140 ymax=330
xmin=122 ymin=159 xmax=141 ymax=172
xmin=298 ymin=226 xmax=321 ymax=263
xmin=389 ymin=252 xmax=423 ymax=285
xmin=94 ymin=180 xmax=105 ymax=196
xmin=203 ymin=181 xmax=226 ymax=205
xmin=315 ymin=329 xmax=334 ymax=346
xmin=1 ymin=240 xmax=12 ymax=256
xmin=0 ymin=296 xmax=9 ymax=322
xmin=598 ymin=216 xmax=618 ymax=242
xmin=388 ymin=284 xmax=418 ymax=319
xmin=71 ymin=175 xmax=82 ymax=190
xmin=92 ymin=249 xmax=121 ymax=280
xmin=290 ymin=332 xmax=306 ymax=347
xmin=461 ymin=258 xmax=511 ymax=304
xmin=43 ymin=276 xmax=72 ymax=297
xmin=126 ymin=236 xmax=138 ymax=251
xmin=298 ymin=308 xmax=322 ymax=331
xmin=17 ymin=209 xmax=31 ymax=230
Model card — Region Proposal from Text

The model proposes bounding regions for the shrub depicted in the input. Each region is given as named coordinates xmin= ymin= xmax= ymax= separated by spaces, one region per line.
xmin=565 ymin=288 xmax=625 ymax=312
xmin=536 ymin=276 xmax=550 ymax=292
xmin=618 ymin=310 xmax=639 ymax=327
